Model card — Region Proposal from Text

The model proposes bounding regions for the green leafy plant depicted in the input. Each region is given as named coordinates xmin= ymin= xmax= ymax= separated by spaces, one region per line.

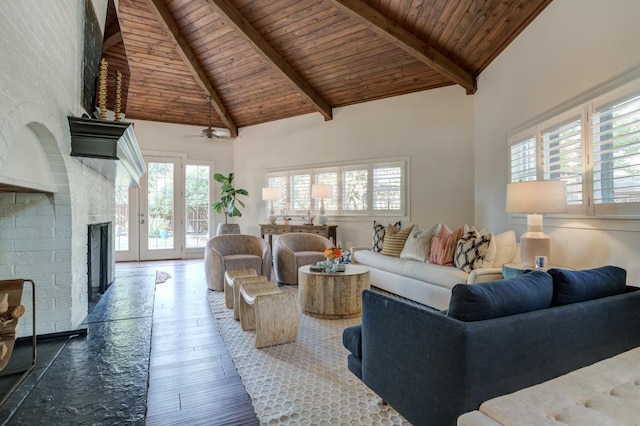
xmin=211 ymin=172 xmax=248 ymax=224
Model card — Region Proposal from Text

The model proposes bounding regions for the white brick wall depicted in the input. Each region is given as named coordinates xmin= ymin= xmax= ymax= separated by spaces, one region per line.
xmin=0 ymin=0 xmax=113 ymax=336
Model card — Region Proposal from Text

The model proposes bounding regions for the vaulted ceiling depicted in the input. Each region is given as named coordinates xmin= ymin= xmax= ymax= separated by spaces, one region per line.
xmin=103 ymin=0 xmax=553 ymax=137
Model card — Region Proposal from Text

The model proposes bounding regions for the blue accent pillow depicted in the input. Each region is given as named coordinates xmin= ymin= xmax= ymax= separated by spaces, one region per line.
xmin=447 ymin=271 xmax=553 ymax=322
xmin=548 ymin=266 xmax=627 ymax=306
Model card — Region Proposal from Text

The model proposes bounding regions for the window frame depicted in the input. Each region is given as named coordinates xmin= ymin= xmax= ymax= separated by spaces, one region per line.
xmin=266 ymin=157 xmax=409 ymax=219
xmin=508 ymin=76 xmax=640 ymax=220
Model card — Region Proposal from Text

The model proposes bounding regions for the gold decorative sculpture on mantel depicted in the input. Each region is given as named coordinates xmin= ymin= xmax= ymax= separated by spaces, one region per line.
xmin=115 ymin=69 xmax=122 ymax=122
xmin=98 ymin=58 xmax=108 ymax=120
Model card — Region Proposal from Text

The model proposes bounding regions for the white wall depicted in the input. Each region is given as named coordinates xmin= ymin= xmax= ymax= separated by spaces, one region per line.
xmin=235 ymin=86 xmax=475 ymax=250
xmin=129 ymin=119 xmax=235 ymax=239
xmin=474 ymin=0 xmax=640 ymax=282
xmin=0 ymin=0 xmax=115 ymax=334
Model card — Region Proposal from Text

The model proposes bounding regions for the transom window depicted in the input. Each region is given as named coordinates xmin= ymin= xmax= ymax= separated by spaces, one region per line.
xmin=508 ymin=77 xmax=640 ymax=218
xmin=267 ymin=158 xmax=408 ymax=217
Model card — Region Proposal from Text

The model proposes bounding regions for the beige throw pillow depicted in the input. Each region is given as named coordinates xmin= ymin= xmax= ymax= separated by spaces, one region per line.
xmin=400 ymin=223 xmax=440 ymax=262
xmin=491 ymin=230 xmax=517 ymax=267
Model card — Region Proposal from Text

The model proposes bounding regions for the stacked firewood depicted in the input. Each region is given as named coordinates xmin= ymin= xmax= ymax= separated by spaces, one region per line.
xmin=0 ymin=293 xmax=25 ymax=362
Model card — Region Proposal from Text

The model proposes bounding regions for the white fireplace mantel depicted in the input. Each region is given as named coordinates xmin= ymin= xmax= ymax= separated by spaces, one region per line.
xmin=68 ymin=116 xmax=146 ymax=187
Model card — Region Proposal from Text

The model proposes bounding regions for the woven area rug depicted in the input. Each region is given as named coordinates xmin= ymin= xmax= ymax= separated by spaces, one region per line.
xmin=208 ymin=287 xmax=410 ymax=425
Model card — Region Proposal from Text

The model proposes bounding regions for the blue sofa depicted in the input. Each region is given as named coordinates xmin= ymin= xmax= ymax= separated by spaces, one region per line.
xmin=342 ymin=266 xmax=640 ymax=425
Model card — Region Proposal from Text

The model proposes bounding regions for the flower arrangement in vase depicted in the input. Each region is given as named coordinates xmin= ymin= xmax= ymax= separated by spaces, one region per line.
xmin=322 ymin=246 xmax=343 ymax=272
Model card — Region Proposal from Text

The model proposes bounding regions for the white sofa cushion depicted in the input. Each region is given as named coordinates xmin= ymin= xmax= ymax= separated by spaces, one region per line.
xmin=354 ymin=249 xmax=470 ymax=290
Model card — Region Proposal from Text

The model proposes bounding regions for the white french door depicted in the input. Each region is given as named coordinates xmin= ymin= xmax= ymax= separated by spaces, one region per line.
xmin=115 ymin=154 xmax=214 ymax=262
xmin=139 ymin=156 xmax=184 ymax=260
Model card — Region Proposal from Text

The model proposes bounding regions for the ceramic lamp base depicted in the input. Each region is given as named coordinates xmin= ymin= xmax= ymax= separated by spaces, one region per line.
xmin=520 ymin=231 xmax=550 ymax=267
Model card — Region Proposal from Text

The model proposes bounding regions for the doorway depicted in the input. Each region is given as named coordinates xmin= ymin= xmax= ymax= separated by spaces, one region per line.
xmin=115 ymin=155 xmax=213 ymax=262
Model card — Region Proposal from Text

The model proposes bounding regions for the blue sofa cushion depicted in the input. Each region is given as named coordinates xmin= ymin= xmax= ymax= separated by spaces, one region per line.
xmin=549 ymin=265 xmax=627 ymax=306
xmin=447 ymin=271 xmax=553 ymax=321
xmin=343 ymin=324 xmax=362 ymax=359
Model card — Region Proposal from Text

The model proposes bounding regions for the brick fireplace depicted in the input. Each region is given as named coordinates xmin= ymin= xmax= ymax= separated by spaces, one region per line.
xmin=0 ymin=0 xmax=145 ymax=338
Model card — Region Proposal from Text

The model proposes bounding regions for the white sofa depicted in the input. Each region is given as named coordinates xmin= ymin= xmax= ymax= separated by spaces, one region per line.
xmin=457 ymin=346 xmax=640 ymax=425
xmin=351 ymin=227 xmax=518 ymax=310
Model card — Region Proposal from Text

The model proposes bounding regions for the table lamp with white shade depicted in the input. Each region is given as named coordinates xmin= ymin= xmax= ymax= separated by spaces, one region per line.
xmin=262 ymin=187 xmax=282 ymax=225
xmin=311 ymin=184 xmax=332 ymax=225
xmin=505 ymin=180 xmax=567 ymax=267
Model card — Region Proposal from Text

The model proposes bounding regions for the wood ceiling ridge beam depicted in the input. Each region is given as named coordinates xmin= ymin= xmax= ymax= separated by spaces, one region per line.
xmin=103 ymin=31 xmax=123 ymax=51
xmin=204 ymin=0 xmax=333 ymax=121
xmin=145 ymin=0 xmax=238 ymax=137
xmin=327 ymin=0 xmax=477 ymax=95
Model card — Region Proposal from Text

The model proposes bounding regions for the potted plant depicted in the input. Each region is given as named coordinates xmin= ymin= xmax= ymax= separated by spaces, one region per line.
xmin=212 ymin=172 xmax=248 ymax=235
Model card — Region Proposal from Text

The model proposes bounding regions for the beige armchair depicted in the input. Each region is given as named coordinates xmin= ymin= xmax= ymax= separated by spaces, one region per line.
xmin=274 ymin=233 xmax=333 ymax=285
xmin=204 ymin=234 xmax=272 ymax=291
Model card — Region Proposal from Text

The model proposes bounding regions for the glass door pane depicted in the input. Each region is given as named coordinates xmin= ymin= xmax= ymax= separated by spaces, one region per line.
xmin=114 ymin=185 xmax=140 ymax=262
xmin=140 ymin=156 xmax=183 ymax=260
xmin=185 ymin=164 xmax=210 ymax=248
xmin=115 ymin=185 xmax=129 ymax=252
xmin=147 ymin=161 xmax=175 ymax=250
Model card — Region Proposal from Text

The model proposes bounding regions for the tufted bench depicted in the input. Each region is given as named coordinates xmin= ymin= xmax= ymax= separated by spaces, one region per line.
xmin=457 ymin=346 xmax=640 ymax=425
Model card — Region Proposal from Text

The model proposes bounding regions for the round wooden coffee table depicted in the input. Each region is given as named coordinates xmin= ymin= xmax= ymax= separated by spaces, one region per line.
xmin=298 ymin=264 xmax=370 ymax=319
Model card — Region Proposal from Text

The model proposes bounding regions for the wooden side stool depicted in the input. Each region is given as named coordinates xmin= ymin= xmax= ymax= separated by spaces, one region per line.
xmin=232 ymin=276 xmax=267 ymax=321
xmin=239 ymin=282 xmax=298 ymax=348
xmin=224 ymin=268 xmax=258 ymax=309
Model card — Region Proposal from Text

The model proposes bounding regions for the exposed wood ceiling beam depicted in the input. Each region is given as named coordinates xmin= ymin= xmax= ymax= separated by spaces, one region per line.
xmin=145 ymin=0 xmax=238 ymax=136
xmin=204 ymin=0 xmax=333 ymax=121
xmin=327 ymin=0 xmax=477 ymax=95
xmin=102 ymin=31 xmax=122 ymax=51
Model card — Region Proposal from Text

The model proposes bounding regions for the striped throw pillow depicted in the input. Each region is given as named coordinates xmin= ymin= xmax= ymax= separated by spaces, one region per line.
xmin=380 ymin=225 xmax=414 ymax=257
xmin=430 ymin=225 xmax=464 ymax=266
xmin=372 ymin=220 xmax=401 ymax=252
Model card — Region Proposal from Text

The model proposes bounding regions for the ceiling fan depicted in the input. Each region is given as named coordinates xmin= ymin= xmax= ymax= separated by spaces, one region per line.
xmin=201 ymin=96 xmax=232 ymax=139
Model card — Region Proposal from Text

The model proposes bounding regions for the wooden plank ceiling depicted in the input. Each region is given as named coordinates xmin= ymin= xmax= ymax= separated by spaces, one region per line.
xmin=105 ymin=0 xmax=553 ymax=136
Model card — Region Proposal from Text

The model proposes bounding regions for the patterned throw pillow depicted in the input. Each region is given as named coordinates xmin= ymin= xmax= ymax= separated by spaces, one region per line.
xmin=371 ymin=220 xmax=401 ymax=252
xmin=380 ymin=225 xmax=414 ymax=257
xmin=454 ymin=228 xmax=493 ymax=272
xmin=430 ymin=225 xmax=464 ymax=266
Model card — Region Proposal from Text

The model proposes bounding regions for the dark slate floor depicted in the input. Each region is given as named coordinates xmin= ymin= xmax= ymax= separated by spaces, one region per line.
xmin=0 ymin=260 xmax=258 ymax=425
xmin=0 ymin=264 xmax=154 ymax=425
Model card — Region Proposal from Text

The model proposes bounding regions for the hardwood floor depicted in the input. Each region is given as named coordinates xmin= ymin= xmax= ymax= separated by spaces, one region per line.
xmin=142 ymin=260 xmax=259 ymax=425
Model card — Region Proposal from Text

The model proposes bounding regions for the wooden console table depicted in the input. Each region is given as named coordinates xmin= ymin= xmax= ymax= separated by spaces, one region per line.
xmin=259 ymin=224 xmax=338 ymax=249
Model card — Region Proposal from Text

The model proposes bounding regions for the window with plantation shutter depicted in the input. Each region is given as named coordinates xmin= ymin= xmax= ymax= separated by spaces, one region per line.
xmin=314 ymin=170 xmax=338 ymax=211
xmin=265 ymin=158 xmax=407 ymax=218
xmin=591 ymin=94 xmax=640 ymax=214
xmin=372 ymin=165 xmax=402 ymax=212
xmin=509 ymin=136 xmax=537 ymax=183
xmin=267 ymin=175 xmax=287 ymax=214
xmin=508 ymin=75 xmax=640 ymax=219
xmin=342 ymin=167 xmax=368 ymax=212
xmin=541 ymin=117 xmax=583 ymax=206
xmin=290 ymin=173 xmax=311 ymax=213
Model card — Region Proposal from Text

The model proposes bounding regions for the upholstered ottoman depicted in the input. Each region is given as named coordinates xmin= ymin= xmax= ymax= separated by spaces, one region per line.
xmin=457 ymin=346 xmax=640 ymax=425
